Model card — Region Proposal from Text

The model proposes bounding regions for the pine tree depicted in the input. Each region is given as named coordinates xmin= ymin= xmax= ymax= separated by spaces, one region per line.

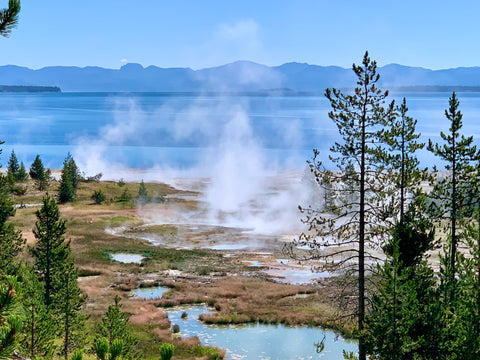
xmin=6 ymin=150 xmax=19 ymax=181
xmin=427 ymin=92 xmax=479 ymax=293
xmin=448 ymin=251 xmax=480 ymax=359
xmin=91 ymin=189 xmax=106 ymax=205
xmin=59 ymin=169 xmax=75 ymax=203
xmin=319 ymin=167 xmax=335 ymax=212
xmin=116 ymin=189 xmax=133 ymax=205
xmin=4 ymin=171 xmax=14 ymax=189
xmin=137 ymin=180 xmax=148 ymax=202
xmin=384 ymin=208 xmax=435 ymax=271
xmin=0 ymin=276 xmax=23 ymax=360
xmin=467 ymin=201 xmax=480 ymax=349
xmin=17 ymin=161 xmax=28 ymax=182
xmin=30 ymin=155 xmax=48 ymax=190
xmin=94 ymin=337 xmax=123 ymax=360
xmin=448 ymin=200 xmax=480 ymax=358
xmin=342 ymin=162 xmax=360 ymax=206
xmin=6 ymin=151 xmax=28 ymax=184
xmin=0 ymin=0 xmax=20 ymax=38
xmin=288 ymin=52 xmax=396 ymax=360
xmin=0 ymin=176 xmax=25 ymax=276
xmin=70 ymin=349 xmax=83 ymax=360
xmin=59 ymin=153 xmax=81 ymax=203
xmin=96 ymin=296 xmax=139 ymax=360
xmin=64 ymin=153 xmax=81 ymax=190
xmin=94 ymin=338 xmax=109 ymax=360
xmin=0 ymin=5 xmax=24 ymax=357
xmin=29 ymin=154 xmax=46 ymax=180
xmin=30 ymin=196 xmax=70 ymax=307
xmin=54 ymin=258 xmax=87 ymax=360
xmin=18 ymin=265 xmax=56 ymax=359
xmin=385 ymin=98 xmax=427 ymax=218
xmin=365 ymin=210 xmax=440 ymax=360
xmin=435 ymin=245 xmax=467 ymax=359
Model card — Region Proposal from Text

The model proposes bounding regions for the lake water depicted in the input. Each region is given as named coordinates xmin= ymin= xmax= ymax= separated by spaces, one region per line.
xmin=0 ymin=91 xmax=478 ymax=175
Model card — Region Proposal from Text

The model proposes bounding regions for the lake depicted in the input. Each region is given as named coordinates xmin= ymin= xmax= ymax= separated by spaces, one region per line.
xmin=0 ymin=91 xmax=477 ymax=175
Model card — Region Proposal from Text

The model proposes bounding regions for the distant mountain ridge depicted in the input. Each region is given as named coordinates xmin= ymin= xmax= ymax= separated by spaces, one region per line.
xmin=2 ymin=60 xmax=480 ymax=92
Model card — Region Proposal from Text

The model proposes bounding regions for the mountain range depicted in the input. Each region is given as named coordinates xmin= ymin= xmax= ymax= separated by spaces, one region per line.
xmin=2 ymin=61 xmax=480 ymax=92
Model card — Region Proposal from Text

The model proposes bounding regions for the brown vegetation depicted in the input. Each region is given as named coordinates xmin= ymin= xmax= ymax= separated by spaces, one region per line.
xmin=9 ymin=176 xmax=353 ymax=358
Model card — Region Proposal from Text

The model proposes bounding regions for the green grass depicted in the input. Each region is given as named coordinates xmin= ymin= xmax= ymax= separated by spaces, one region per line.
xmin=173 ymin=344 xmax=223 ymax=360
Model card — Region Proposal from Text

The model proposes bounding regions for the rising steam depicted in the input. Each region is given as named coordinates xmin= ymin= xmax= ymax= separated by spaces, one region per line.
xmin=73 ymin=92 xmax=322 ymax=237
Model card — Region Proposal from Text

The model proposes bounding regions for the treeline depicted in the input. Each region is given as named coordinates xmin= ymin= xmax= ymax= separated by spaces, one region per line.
xmin=289 ymin=52 xmax=480 ymax=360
xmin=0 ymin=85 xmax=61 ymax=93
xmin=5 ymin=151 xmax=81 ymax=202
xmin=6 ymin=150 xmax=156 ymax=206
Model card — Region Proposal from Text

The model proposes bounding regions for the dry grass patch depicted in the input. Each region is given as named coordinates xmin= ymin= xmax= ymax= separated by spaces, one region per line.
xmin=155 ymin=275 xmax=350 ymax=332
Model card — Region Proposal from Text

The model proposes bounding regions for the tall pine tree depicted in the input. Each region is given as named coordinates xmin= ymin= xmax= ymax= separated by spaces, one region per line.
xmin=385 ymin=98 xmax=427 ymax=218
xmin=6 ymin=150 xmax=19 ymax=181
xmin=54 ymin=258 xmax=86 ymax=360
xmin=64 ymin=153 xmax=81 ymax=190
xmin=18 ymin=265 xmax=56 ymax=359
xmin=16 ymin=162 xmax=28 ymax=182
xmin=59 ymin=153 xmax=81 ymax=203
xmin=29 ymin=155 xmax=48 ymax=190
xmin=0 ymin=176 xmax=25 ymax=276
xmin=0 ymin=276 xmax=23 ymax=360
xmin=137 ymin=180 xmax=149 ymax=203
xmin=0 ymin=3 xmax=23 ymax=358
xmin=427 ymin=92 xmax=479 ymax=294
xmin=58 ymin=169 xmax=75 ymax=204
xmin=364 ymin=211 xmax=440 ymax=360
xmin=288 ymin=52 xmax=396 ymax=360
xmin=29 ymin=196 xmax=70 ymax=307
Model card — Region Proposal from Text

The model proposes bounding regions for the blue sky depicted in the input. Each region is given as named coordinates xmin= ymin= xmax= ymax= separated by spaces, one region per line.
xmin=1 ymin=0 xmax=479 ymax=70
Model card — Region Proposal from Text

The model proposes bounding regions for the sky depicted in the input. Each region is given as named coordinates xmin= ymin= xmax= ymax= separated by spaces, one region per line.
xmin=1 ymin=0 xmax=479 ymax=70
